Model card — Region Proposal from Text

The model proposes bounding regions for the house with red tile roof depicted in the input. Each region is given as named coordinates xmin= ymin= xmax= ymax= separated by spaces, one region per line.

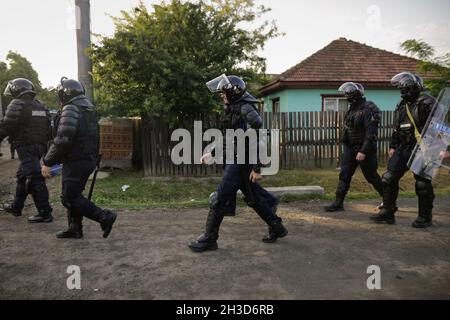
xmin=259 ymin=37 xmax=432 ymax=112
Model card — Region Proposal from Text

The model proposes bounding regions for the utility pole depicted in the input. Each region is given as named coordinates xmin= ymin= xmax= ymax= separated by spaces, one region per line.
xmin=75 ymin=0 xmax=93 ymax=100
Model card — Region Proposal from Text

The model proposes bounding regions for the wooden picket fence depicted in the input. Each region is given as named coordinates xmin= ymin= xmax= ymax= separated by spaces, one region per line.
xmin=139 ymin=111 xmax=396 ymax=176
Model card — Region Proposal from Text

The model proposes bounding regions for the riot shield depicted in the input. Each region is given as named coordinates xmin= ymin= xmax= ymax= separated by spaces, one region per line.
xmin=408 ymin=87 xmax=450 ymax=181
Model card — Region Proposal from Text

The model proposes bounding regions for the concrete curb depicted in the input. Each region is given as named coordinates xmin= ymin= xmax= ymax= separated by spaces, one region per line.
xmin=238 ymin=186 xmax=325 ymax=197
xmin=266 ymin=186 xmax=325 ymax=197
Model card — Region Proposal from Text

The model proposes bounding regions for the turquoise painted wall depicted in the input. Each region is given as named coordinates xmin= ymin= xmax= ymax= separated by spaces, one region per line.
xmin=263 ymin=89 xmax=401 ymax=112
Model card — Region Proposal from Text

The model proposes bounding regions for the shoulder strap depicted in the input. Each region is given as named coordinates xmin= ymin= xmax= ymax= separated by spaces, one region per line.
xmin=405 ymin=103 xmax=422 ymax=144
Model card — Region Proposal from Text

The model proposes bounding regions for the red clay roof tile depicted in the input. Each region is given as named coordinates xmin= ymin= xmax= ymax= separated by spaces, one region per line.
xmin=260 ymin=38 xmax=434 ymax=94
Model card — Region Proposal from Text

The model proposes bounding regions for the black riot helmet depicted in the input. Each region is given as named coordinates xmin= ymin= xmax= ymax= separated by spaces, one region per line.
xmin=56 ymin=77 xmax=85 ymax=105
xmin=338 ymin=82 xmax=365 ymax=104
xmin=3 ymin=78 xmax=36 ymax=99
xmin=206 ymin=74 xmax=246 ymax=104
xmin=391 ymin=72 xmax=423 ymax=102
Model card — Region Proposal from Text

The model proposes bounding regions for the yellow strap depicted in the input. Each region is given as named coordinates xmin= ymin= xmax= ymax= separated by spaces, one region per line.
xmin=405 ymin=103 xmax=422 ymax=144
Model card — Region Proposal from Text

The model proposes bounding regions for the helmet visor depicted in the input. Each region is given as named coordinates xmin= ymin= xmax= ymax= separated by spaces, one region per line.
xmin=338 ymin=82 xmax=359 ymax=95
xmin=206 ymin=74 xmax=231 ymax=93
xmin=3 ymin=81 xmax=12 ymax=96
xmin=391 ymin=72 xmax=417 ymax=88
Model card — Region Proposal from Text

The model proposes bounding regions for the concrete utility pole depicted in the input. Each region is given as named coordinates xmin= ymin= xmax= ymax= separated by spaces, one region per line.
xmin=75 ymin=0 xmax=93 ymax=100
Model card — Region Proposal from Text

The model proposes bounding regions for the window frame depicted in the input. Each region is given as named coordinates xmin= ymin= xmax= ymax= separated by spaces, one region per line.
xmin=271 ymin=97 xmax=280 ymax=114
xmin=321 ymin=94 xmax=348 ymax=112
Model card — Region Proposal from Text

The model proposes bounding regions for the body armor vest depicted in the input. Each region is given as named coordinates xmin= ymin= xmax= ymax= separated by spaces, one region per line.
xmin=13 ymin=100 xmax=50 ymax=147
xmin=344 ymin=101 xmax=370 ymax=146
xmin=396 ymin=101 xmax=423 ymax=149
xmin=56 ymin=105 xmax=99 ymax=160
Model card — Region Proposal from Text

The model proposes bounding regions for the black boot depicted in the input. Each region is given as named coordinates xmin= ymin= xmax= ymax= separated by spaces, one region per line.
xmin=28 ymin=183 xmax=53 ymax=223
xmin=84 ymin=207 xmax=117 ymax=238
xmin=370 ymin=208 xmax=396 ymax=225
xmin=99 ymin=210 xmax=117 ymax=238
xmin=324 ymin=197 xmax=344 ymax=212
xmin=189 ymin=210 xmax=224 ymax=253
xmin=372 ymin=172 xmax=399 ymax=225
xmin=325 ymin=180 xmax=349 ymax=212
xmin=412 ymin=180 xmax=434 ymax=229
xmin=263 ymin=219 xmax=288 ymax=243
xmin=57 ymin=217 xmax=83 ymax=239
xmin=189 ymin=233 xmax=218 ymax=252
xmin=28 ymin=209 xmax=53 ymax=223
xmin=252 ymin=201 xmax=288 ymax=243
xmin=412 ymin=197 xmax=433 ymax=229
xmin=412 ymin=216 xmax=432 ymax=228
xmin=1 ymin=203 xmax=22 ymax=217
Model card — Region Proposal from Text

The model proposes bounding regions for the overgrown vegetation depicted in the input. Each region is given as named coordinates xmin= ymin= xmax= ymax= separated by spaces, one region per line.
xmin=0 ymin=51 xmax=59 ymax=110
xmin=401 ymin=39 xmax=450 ymax=97
xmin=90 ymin=168 xmax=450 ymax=209
xmin=90 ymin=0 xmax=282 ymax=120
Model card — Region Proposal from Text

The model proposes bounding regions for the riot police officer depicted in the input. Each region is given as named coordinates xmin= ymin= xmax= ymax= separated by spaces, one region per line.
xmin=0 ymin=78 xmax=53 ymax=223
xmin=324 ymin=82 xmax=383 ymax=212
xmin=41 ymin=77 xmax=116 ymax=239
xmin=371 ymin=72 xmax=436 ymax=228
xmin=189 ymin=75 xmax=288 ymax=253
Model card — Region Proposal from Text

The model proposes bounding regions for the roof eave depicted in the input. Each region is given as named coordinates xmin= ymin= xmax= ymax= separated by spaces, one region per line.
xmin=259 ymin=80 xmax=396 ymax=96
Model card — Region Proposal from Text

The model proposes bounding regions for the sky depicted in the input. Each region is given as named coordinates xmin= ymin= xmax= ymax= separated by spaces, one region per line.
xmin=0 ymin=0 xmax=449 ymax=87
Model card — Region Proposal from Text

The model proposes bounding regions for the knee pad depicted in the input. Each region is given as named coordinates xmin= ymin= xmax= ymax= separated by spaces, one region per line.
xmin=415 ymin=180 xmax=434 ymax=197
xmin=382 ymin=171 xmax=396 ymax=186
xmin=209 ymin=192 xmax=219 ymax=210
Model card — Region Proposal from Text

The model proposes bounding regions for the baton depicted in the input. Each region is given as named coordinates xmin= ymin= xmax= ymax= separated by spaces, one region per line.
xmin=88 ymin=154 xmax=102 ymax=201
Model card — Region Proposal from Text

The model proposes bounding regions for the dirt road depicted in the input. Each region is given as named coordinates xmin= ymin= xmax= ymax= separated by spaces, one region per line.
xmin=1 ymin=143 xmax=449 ymax=300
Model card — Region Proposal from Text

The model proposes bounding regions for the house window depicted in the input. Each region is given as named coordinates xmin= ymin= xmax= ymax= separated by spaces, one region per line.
xmin=323 ymin=96 xmax=349 ymax=112
xmin=272 ymin=98 xmax=280 ymax=113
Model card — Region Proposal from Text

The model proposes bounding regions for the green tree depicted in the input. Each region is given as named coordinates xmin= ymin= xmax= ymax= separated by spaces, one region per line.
xmin=0 ymin=51 xmax=59 ymax=111
xmin=401 ymin=39 xmax=450 ymax=97
xmin=90 ymin=0 xmax=282 ymax=121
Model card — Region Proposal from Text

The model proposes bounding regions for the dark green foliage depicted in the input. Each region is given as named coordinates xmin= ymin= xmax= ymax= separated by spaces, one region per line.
xmin=0 ymin=51 xmax=59 ymax=111
xmin=90 ymin=0 xmax=282 ymax=121
xmin=401 ymin=39 xmax=450 ymax=97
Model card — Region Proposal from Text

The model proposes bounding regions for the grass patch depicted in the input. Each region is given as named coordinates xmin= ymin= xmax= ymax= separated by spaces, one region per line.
xmin=92 ymin=167 xmax=450 ymax=209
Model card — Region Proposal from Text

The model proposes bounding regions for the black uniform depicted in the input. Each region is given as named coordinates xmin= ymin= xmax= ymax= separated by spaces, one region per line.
xmin=8 ymin=137 xmax=15 ymax=159
xmin=372 ymin=93 xmax=436 ymax=226
xmin=325 ymin=82 xmax=383 ymax=212
xmin=339 ymin=99 xmax=383 ymax=196
xmin=0 ymin=96 xmax=53 ymax=220
xmin=189 ymin=81 xmax=287 ymax=252
xmin=43 ymin=86 xmax=116 ymax=239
